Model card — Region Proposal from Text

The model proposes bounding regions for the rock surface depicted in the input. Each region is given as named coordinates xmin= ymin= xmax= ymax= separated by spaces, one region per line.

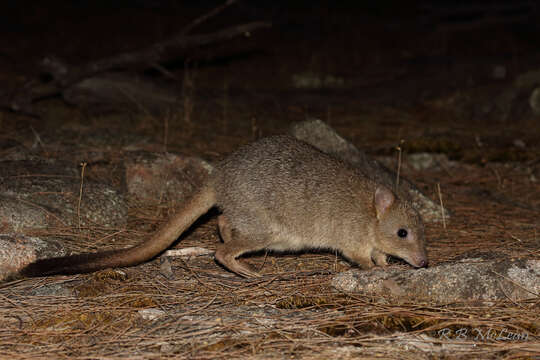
xmin=0 ymin=160 xmax=127 ymax=231
xmin=125 ymin=151 xmax=212 ymax=204
xmin=332 ymin=258 xmax=539 ymax=304
xmin=0 ymin=233 xmax=65 ymax=280
xmin=0 ymin=158 xmax=127 ymax=278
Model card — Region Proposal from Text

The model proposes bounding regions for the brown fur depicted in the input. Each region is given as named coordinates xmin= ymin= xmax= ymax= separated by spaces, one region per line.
xmin=18 ymin=135 xmax=427 ymax=278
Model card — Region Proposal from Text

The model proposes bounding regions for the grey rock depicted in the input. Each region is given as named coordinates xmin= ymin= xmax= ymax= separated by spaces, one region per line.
xmin=406 ymin=152 xmax=452 ymax=171
xmin=332 ymin=258 xmax=539 ymax=304
xmin=290 ymin=119 xmax=450 ymax=223
xmin=513 ymin=139 xmax=527 ymax=149
xmin=0 ymin=233 xmax=65 ymax=280
xmin=292 ymin=72 xmax=345 ymax=89
xmin=138 ymin=308 xmax=167 ymax=321
xmin=529 ymin=87 xmax=540 ymax=115
xmin=0 ymin=194 xmax=52 ymax=232
xmin=0 ymin=160 xmax=127 ymax=230
xmin=124 ymin=151 xmax=213 ymax=205
xmin=514 ymin=69 xmax=540 ymax=88
xmin=513 ymin=69 xmax=540 ymax=116
xmin=0 ymin=159 xmax=127 ymax=279
xmin=25 ymin=282 xmax=75 ymax=297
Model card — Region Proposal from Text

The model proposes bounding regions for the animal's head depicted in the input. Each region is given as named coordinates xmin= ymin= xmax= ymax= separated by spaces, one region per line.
xmin=372 ymin=187 xmax=428 ymax=268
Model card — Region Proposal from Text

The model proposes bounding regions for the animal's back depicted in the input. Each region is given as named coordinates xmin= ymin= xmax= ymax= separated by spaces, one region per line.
xmin=214 ymin=135 xmax=373 ymax=250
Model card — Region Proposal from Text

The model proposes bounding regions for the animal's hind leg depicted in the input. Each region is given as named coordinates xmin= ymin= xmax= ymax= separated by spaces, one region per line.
xmin=215 ymin=214 xmax=266 ymax=278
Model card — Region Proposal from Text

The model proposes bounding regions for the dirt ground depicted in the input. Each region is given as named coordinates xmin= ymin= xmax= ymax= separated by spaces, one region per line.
xmin=0 ymin=2 xmax=538 ymax=359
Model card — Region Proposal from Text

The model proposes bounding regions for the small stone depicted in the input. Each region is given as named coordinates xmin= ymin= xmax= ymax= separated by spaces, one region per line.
xmin=138 ymin=308 xmax=166 ymax=321
xmin=529 ymin=87 xmax=540 ymax=115
xmin=513 ymin=139 xmax=526 ymax=149
xmin=492 ymin=65 xmax=506 ymax=79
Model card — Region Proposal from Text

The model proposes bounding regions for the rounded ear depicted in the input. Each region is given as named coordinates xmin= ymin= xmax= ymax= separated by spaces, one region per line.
xmin=374 ymin=187 xmax=395 ymax=219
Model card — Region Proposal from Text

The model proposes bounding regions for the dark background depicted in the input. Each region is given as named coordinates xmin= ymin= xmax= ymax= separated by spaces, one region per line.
xmin=1 ymin=1 xmax=539 ymax=157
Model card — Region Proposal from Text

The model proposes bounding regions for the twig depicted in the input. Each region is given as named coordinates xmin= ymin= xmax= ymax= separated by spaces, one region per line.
xmin=163 ymin=110 xmax=169 ymax=153
xmin=29 ymin=126 xmax=45 ymax=150
xmin=150 ymin=62 xmax=178 ymax=80
xmin=491 ymin=270 xmax=539 ymax=298
xmin=395 ymin=139 xmax=404 ymax=191
xmin=181 ymin=0 xmax=239 ymax=35
xmin=78 ymin=162 xmax=87 ymax=232
xmin=110 ymin=80 xmax=152 ymax=116
xmin=177 ymin=294 xmax=218 ymax=317
xmin=15 ymin=197 xmax=66 ymax=226
xmin=258 ymin=251 xmax=269 ymax=273
xmin=251 ymin=117 xmax=259 ymax=140
xmin=182 ymin=61 xmax=195 ymax=127
xmin=437 ymin=183 xmax=447 ymax=230
xmin=496 ymin=279 xmax=523 ymax=308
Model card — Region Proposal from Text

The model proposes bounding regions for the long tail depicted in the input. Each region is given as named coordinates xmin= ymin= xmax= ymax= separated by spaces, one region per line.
xmin=19 ymin=185 xmax=216 ymax=277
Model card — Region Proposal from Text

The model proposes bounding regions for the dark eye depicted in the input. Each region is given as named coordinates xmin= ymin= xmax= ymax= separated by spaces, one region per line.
xmin=397 ymin=229 xmax=408 ymax=238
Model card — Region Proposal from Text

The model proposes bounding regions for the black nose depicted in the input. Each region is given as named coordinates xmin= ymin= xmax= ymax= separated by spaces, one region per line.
xmin=418 ymin=259 xmax=428 ymax=268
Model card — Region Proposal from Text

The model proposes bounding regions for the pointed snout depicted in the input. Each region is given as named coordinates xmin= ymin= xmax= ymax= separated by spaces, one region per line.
xmin=408 ymin=254 xmax=428 ymax=268
xmin=416 ymin=259 xmax=428 ymax=268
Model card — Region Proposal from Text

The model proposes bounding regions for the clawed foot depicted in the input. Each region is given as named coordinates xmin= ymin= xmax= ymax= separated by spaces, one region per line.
xmin=229 ymin=260 xmax=261 ymax=278
xmin=227 ymin=258 xmax=262 ymax=278
xmin=215 ymin=250 xmax=261 ymax=278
